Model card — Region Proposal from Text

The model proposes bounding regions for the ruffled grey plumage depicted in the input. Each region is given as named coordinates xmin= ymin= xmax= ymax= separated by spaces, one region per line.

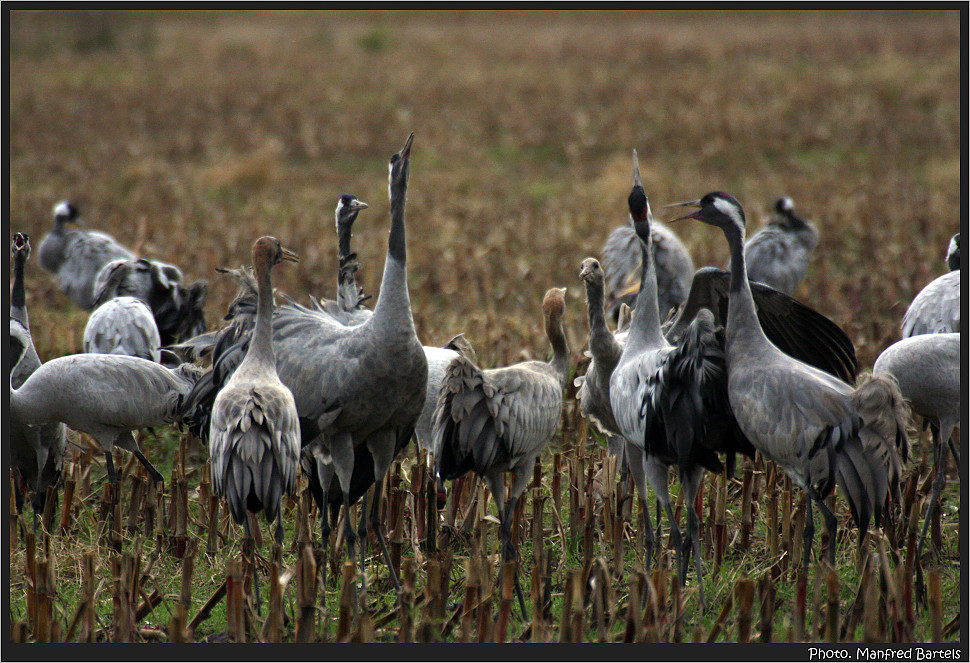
xmin=433 ymin=287 xmax=568 ymax=617
xmin=601 ymin=220 xmax=694 ymax=323
xmin=93 ymin=257 xmax=208 ymax=346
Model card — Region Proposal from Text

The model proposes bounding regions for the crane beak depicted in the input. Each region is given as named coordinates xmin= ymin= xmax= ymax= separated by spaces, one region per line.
xmin=664 ymin=199 xmax=702 ymax=223
xmin=280 ymin=247 xmax=300 ymax=263
xmin=399 ymin=132 xmax=414 ymax=159
xmin=349 ymin=199 xmax=369 ymax=211
xmin=632 ymin=148 xmax=642 ymax=187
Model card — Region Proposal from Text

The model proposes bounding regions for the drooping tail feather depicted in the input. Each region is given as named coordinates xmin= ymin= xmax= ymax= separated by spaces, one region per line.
xmin=432 ymin=355 xmax=501 ymax=481
xmin=851 ymin=371 xmax=910 ymax=508
xmin=833 ymin=436 xmax=878 ymax=536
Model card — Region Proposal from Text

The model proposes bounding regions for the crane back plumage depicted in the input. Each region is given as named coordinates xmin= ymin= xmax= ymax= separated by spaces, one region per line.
xmin=434 ymin=356 xmax=564 ymax=482
xmin=210 ymin=376 xmax=300 ymax=527
xmin=873 ymin=332 xmax=958 ymax=554
xmin=902 ymin=270 xmax=960 ymax=337
xmin=84 ymin=296 xmax=162 ymax=362
xmin=601 ymin=221 xmax=694 ymax=322
xmin=734 ymin=196 xmax=818 ymax=295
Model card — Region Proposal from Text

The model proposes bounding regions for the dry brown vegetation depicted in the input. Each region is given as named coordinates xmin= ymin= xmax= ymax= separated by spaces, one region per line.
xmin=8 ymin=9 xmax=962 ymax=647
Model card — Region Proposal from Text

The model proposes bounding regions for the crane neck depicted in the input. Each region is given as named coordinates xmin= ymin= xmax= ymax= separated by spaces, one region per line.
xmin=625 ymin=230 xmax=666 ymax=352
xmin=583 ymin=277 xmax=616 ymax=362
xmin=11 ymin=250 xmax=27 ymax=314
xmin=244 ymin=255 xmax=277 ymax=372
xmin=372 ymin=176 xmax=413 ymax=326
xmin=546 ymin=313 xmax=570 ymax=386
xmin=337 ymin=214 xmax=357 ymax=259
xmin=723 ymin=222 xmax=773 ymax=354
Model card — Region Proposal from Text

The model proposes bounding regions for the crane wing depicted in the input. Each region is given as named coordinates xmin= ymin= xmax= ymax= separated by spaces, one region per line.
xmin=664 ymin=268 xmax=857 ymax=382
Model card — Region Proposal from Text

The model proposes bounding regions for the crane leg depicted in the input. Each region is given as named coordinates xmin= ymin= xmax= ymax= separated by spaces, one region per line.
xmin=116 ymin=431 xmax=164 ymax=484
xmin=500 ymin=496 xmax=528 ymax=620
xmin=368 ymin=478 xmax=402 ymax=593
xmin=685 ymin=505 xmax=706 ymax=610
xmin=917 ymin=425 xmax=951 ymax=557
xmin=274 ymin=509 xmax=284 ymax=547
xmin=357 ymin=490 xmax=370 ymax=603
xmin=946 ymin=436 xmax=960 ymax=467
xmin=104 ymin=450 xmax=118 ymax=484
xmin=340 ymin=493 xmax=357 ymax=569
xmin=681 ymin=468 xmax=706 ymax=610
xmin=802 ymin=494 xmax=815 ymax=570
xmin=804 ymin=486 xmax=837 ymax=568
xmin=243 ymin=516 xmax=262 ymax=615
xmin=641 ymin=497 xmax=655 ymax=572
xmin=131 ymin=448 xmax=164 ymax=485
xmin=625 ymin=442 xmax=655 ymax=570
xmin=818 ymin=499 xmax=837 ymax=568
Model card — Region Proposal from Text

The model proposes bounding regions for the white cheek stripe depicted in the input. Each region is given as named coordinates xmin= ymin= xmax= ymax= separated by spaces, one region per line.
xmin=54 ymin=201 xmax=71 ymax=217
xmin=713 ymin=196 xmax=743 ymax=227
xmin=335 ymin=200 xmax=345 ymax=232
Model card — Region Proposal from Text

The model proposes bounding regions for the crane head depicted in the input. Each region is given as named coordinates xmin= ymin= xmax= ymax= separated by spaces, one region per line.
xmin=947 ymin=233 xmax=960 ymax=271
xmin=665 ymin=192 xmax=746 ymax=231
xmin=335 ymin=194 xmax=369 ymax=230
xmin=579 ymin=257 xmax=604 ymax=284
xmin=12 ymin=232 xmax=30 ymax=260
xmin=254 ymin=236 xmax=299 ymax=269
xmin=388 ymin=133 xmax=413 ymax=192
xmin=53 ymin=200 xmax=79 ymax=224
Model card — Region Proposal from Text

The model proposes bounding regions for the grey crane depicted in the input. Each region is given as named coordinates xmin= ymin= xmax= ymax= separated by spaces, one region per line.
xmin=600 ymin=203 xmax=694 ymax=323
xmin=209 ymin=236 xmax=301 ymax=547
xmin=93 ymin=257 xmax=208 ymax=346
xmin=901 ymin=233 xmax=960 ymax=338
xmin=873 ymin=332 xmax=959 ymax=555
xmin=36 ymin=201 xmax=136 ymax=310
xmin=666 ymin=191 xmax=908 ymax=569
xmin=10 ymin=351 xmax=201 ymax=486
xmin=184 ymin=134 xmax=427 ymax=590
xmin=574 ymin=257 xmax=628 ymax=466
xmin=433 ymin=287 xmax=570 ymax=616
xmin=9 ymin=232 xmax=67 ymax=519
xmin=84 ymin=296 xmax=162 ymax=362
xmin=730 ymin=196 xmax=819 ymax=295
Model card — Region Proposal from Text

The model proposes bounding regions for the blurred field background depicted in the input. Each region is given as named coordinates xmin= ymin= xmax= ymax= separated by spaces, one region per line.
xmin=7 ymin=9 xmax=963 ymax=645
